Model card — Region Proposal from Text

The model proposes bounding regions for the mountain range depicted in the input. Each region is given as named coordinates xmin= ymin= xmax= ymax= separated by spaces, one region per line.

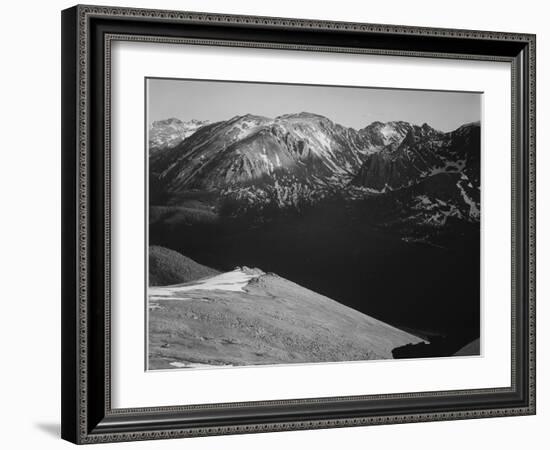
xmin=149 ymin=112 xmax=480 ymax=239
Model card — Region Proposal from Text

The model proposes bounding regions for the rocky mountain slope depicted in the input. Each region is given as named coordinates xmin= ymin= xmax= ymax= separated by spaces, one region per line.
xmin=149 ymin=114 xmax=426 ymax=204
xmin=352 ymin=121 xmax=480 ymax=192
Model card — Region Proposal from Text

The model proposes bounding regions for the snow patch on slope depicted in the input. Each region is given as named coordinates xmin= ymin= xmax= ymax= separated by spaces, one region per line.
xmin=456 ymin=179 xmax=480 ymax=219
xmin=149 ymin=268 xmax=265 ymax=301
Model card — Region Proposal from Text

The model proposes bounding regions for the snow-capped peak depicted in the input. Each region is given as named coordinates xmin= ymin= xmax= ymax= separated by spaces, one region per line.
xmin=149 ymin=118 xmax=210 ymax=154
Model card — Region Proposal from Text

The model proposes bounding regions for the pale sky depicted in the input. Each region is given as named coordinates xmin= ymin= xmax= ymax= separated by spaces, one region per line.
xmin=147 ymin=77 xmax=481 ymax=132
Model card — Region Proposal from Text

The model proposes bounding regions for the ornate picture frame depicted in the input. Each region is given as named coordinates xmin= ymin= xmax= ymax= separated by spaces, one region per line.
xmin=61 ymin=5 xmax=535 ymax=444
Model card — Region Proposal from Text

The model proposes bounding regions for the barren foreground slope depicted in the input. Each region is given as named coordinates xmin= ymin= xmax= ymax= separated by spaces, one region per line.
xmin=148 ymin=268 xmax=424 ymax=369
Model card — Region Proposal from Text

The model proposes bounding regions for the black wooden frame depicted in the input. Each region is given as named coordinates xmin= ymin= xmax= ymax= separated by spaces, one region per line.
xmin=61 ymin=4 xmax=536 ymax=444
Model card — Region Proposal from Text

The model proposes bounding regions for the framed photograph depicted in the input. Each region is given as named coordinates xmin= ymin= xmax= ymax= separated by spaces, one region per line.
xmin=61 ymin=5 xmax=536 ymax=444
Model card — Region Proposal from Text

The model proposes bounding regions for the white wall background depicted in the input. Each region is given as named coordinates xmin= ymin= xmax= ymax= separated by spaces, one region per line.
xmin=0 ymin=0 xmax=546 ymax=448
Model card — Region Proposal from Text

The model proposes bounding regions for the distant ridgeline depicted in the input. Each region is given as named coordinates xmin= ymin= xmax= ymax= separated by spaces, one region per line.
xmin=149 ymin=113 xmax=480 ymax=239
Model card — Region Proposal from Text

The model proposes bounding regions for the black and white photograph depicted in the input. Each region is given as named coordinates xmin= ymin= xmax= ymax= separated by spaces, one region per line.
xmin=146 ymin=78 xmax=482 ymax=370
